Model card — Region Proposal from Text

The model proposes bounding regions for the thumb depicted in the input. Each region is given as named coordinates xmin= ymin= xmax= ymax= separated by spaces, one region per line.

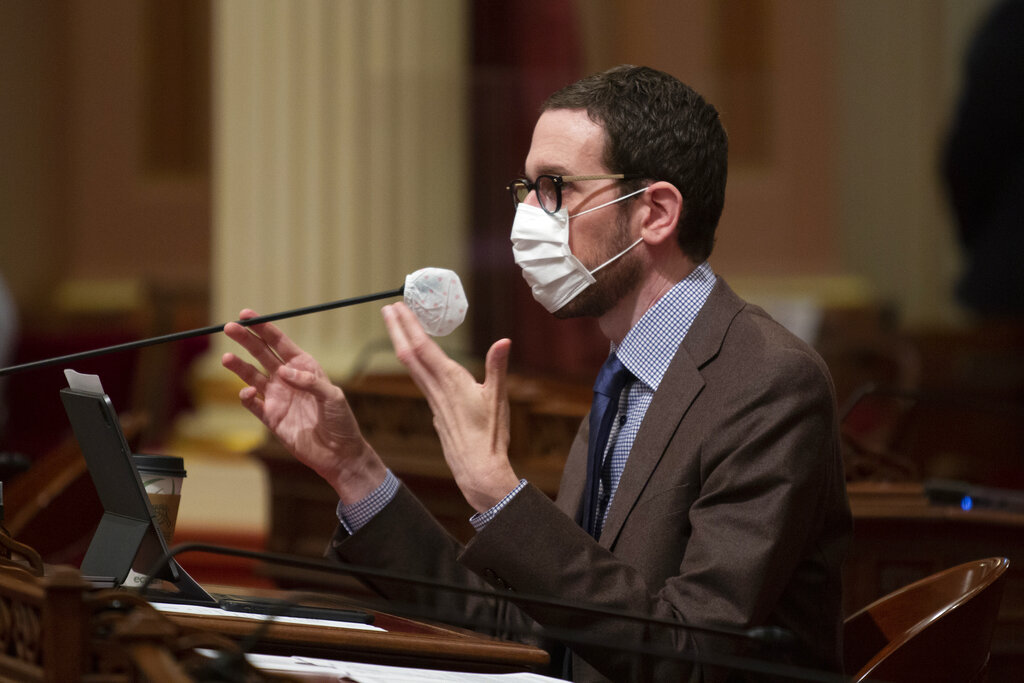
xmin=481 ymin=339 xmax=509 ymax=387
xmin=484 ymin=338 xmax=512 ymax=399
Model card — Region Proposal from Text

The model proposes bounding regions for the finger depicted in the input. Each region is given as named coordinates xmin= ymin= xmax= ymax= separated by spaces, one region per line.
xmin=382 ymin=304 xmax=453 ymax=421
xmin=484 ymin=338 xmax=511 ymax=399
xmin=221 ymin=352 xmax=270 ymax=394
xmin=383 ymin=303 xmax=449 ymax=395
xmin=237 ymin=384 xmax=267 ymax=423
xmin=387 ymin=302 xmax=452 ymax=368
xmin=224 ymin=317 xmax=284 ymax=371
xmin=484 ymin=339 xmax=512 ymax=449
xmin=236 ymin=309 xmax=308 ymax=363
xmin=382 ymin=303 xmax=421 ymax=370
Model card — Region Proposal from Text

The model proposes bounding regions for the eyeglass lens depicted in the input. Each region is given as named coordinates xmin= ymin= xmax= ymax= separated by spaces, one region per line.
xmin=535 ymin=176 xmax=559 ymax=212
xmin=511 ymin=176 xmax=561 ymax=213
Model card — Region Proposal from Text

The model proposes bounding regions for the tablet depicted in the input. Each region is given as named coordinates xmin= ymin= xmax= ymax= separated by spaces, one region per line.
xmin=61 ymin=371 xmax=214 ymax=605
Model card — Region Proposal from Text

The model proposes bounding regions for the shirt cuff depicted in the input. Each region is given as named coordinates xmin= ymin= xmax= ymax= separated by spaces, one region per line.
xmin=469 ymin=479 xmax=528 ymax=531
xmin=336 ymin=469 xmax=400 ymax=534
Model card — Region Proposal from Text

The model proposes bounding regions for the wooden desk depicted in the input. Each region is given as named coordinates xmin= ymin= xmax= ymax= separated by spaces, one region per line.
xmin=0 ymin=566 xmax=547 ymax=681
xmin=161 ymin=594 xmax=549 ymax=674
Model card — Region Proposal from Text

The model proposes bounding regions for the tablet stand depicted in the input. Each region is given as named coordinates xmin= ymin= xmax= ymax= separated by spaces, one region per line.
xmin=60 ymin=387 xmax=215 ymax=605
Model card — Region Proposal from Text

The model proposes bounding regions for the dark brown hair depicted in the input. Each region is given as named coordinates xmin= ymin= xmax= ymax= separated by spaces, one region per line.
xmin=543 ymin=65 xmax=728 ymax=262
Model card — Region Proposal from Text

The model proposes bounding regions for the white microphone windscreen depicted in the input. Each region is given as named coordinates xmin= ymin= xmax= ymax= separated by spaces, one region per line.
xmin=403 ymin=268 xmax=467 ymax=336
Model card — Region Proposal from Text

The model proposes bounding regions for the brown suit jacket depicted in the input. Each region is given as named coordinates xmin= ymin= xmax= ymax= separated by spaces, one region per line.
xmin=328 ymin=279 xmax=852 ymax=682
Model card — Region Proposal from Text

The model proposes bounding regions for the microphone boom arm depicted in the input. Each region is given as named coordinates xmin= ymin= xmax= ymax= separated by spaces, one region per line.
xmin=0 ymin=285 xmax=405 ymax=377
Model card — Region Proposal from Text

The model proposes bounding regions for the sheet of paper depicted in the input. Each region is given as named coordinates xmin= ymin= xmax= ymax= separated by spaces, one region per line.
xmin=243 ymin=652 xmax=562 ymax=682
xmin=64 ymin=369 xmax=105 ymax=394
xmin=151 ymin=601 xmax=384 ymax=632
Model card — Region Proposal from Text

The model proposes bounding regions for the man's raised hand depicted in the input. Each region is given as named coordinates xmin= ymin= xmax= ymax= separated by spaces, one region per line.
xmin=221 ymin=310 xmax=386 ymax=502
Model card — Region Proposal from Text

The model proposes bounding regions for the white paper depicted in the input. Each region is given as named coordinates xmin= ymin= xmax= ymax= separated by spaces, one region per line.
xmin=151 ymin=601 xmax=384 ymax=632
xmin=64 ymin=369 xmax=105 ymax=394
xmin=243 ymin=652 xmax=562 ymax=682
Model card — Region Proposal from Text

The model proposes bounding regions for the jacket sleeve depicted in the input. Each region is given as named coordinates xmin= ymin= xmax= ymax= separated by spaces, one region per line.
xmin=324 ymin=483 xmax=549 ymax=650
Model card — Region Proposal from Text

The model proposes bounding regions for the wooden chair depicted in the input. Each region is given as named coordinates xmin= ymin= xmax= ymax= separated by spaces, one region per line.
xmin=844 ymin=556 xmax=1009 ymax=682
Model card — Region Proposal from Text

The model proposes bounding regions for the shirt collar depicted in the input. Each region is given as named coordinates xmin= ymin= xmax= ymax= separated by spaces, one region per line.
xmin=613 ymin=262 xmax=717 ymax=392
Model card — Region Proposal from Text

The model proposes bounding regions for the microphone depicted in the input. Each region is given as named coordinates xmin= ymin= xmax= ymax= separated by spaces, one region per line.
xmin=0 ymin=267 xmax=466 ymax=377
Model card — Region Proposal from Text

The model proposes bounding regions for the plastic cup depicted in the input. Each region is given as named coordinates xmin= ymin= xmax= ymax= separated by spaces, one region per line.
xmin=133 ymin=454 xmax=187 ymax=545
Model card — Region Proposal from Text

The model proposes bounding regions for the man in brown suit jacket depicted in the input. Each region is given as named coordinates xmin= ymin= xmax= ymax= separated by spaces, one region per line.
xmin=223 ymin=66 xmax=852 ymax=681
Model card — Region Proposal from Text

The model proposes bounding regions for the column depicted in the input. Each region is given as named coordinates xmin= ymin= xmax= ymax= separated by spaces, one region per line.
xmin=210 ymin=0 xmax=468 ymax=376
xmin=174 ymin=0 xmax=467 ymax=458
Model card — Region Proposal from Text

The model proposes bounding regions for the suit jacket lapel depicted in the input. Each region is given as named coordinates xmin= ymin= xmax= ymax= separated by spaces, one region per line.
xmin=556 ymin=420 xmax=591 ymax=521
xmin=598 ymin=279 xmax=747 ymax=547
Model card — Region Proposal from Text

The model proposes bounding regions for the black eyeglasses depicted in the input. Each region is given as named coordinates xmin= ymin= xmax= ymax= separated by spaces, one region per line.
xmin=506 ymin=173 xmax=642 ymax=215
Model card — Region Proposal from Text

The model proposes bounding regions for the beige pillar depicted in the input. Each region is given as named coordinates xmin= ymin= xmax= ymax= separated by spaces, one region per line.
xmin=210 ymin=0 xmax=468 ymax=374
xmin=177 ymin=0 xmax=467 ymax=453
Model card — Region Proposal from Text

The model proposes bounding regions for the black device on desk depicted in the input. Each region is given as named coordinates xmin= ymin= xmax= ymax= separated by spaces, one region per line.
xmin=61 ymin=378 xmax=373 ymax=625
xmin=60 ymin=384 xmax=216 ymax=605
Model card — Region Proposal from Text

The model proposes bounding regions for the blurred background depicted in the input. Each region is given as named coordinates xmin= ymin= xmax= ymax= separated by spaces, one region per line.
xmin=1 ymin=0 xmax=1023 ymax=671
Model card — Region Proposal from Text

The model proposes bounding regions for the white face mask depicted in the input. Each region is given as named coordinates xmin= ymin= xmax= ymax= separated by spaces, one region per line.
xmin=510 ymin=187 xmax=647 ymax=313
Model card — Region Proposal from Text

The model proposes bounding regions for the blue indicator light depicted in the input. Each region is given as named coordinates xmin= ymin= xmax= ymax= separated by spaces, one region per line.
xmin=961 ymin=495 xmax=974 ymax=511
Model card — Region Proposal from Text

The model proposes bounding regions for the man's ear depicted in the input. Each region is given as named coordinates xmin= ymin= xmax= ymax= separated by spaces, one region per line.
xmin=639 ymin=181 xmax=683 ymax=246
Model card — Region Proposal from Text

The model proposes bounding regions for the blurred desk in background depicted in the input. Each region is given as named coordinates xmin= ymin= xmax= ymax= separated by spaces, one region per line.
xmin=845 ymin=481 xmax=1024 ymax=681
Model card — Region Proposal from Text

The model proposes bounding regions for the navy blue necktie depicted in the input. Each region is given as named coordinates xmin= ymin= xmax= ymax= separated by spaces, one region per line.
xmin=580 ymin=352 xmax=632 ymax=537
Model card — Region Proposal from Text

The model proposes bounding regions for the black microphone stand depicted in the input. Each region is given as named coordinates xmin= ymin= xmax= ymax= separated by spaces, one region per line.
xmin=0 ymin=285 xmax=404 ymax=377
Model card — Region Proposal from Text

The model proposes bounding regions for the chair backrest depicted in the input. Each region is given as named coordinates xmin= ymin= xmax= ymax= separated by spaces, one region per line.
xmin=844 ymin=556 xmax=1009 ymax=683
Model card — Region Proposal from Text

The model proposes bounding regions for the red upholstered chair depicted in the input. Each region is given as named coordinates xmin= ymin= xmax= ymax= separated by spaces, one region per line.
xmin=844 ymin=557 xmax=1009 ymax=682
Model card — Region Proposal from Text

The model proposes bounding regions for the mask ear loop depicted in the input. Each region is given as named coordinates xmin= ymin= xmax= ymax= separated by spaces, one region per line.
xmin=568 ymin=186 xmax=648 ymax=276
xmin=589 ymin=236 xmax=644 ymax=276
xmin=569 ymin=186 xmax=649 ymax=219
